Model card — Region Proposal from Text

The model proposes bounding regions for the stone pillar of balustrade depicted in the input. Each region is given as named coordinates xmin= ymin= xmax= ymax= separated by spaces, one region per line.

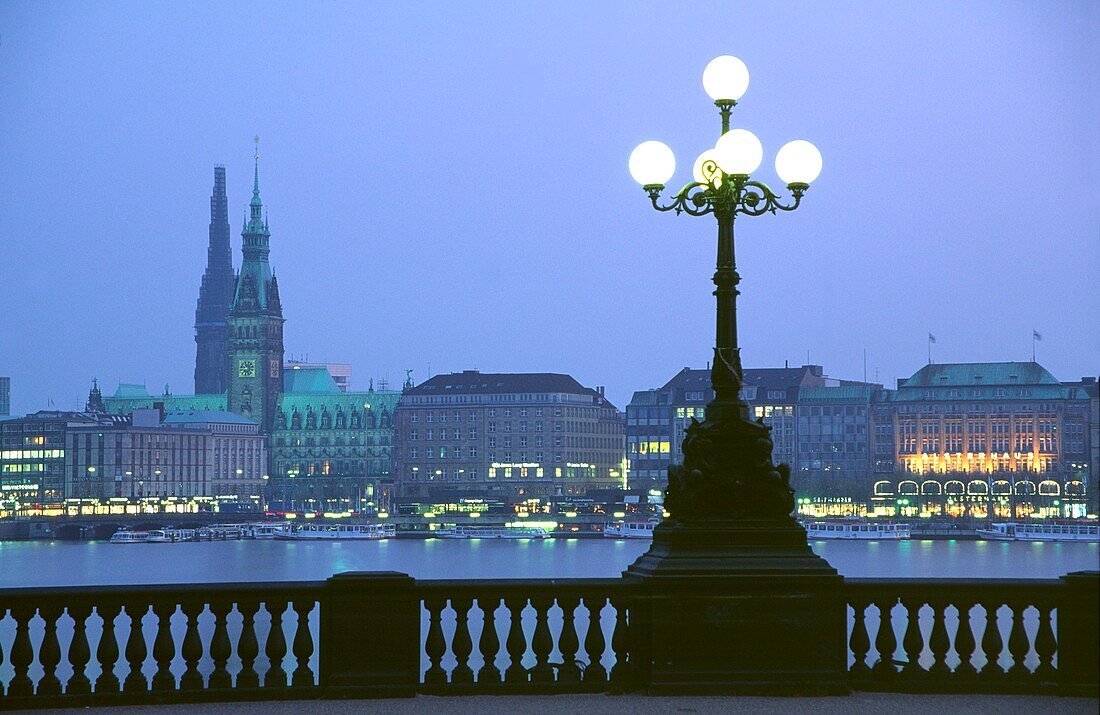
xmin=320 ymin=571 xmax=419 ymax=698
xmin=1058 ymin=570 xmax=1099 ymax=697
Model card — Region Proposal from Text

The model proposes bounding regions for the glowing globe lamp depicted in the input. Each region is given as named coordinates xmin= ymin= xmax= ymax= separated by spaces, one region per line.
xmin=629 ymin=141 xmax=676 ymax=187
xmin=702 ymin=55 xmax=750 ymax=102
xmin=775 ymin=140 xmax=822 ymax=186
xmin=713 ymin=128 xmax=762 ymax=176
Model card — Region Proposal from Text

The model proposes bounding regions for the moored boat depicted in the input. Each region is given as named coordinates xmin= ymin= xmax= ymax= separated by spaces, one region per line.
xmin=805 ymin=521 xmax=910 ymax=540
xmin=108 ymin=529 xmax=151 ymax=544
xmin=977 ymin=522 xmax=1099 ymax=542
xmin=434 ymin=525 xmax=549 ymax=539
xmin=603 ymin=519 xmax=659 ymax=539
xmin=273 ymin=523 xmax=395 ymax=540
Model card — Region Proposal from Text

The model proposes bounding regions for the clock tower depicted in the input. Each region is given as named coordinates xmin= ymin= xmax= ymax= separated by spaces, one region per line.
xmin=227 ymin=139 xmax=284 ymax=433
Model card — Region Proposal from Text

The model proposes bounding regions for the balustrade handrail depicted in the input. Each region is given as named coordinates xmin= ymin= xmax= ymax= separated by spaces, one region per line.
xmin=0 ymin=579 xmax=324 ymax=600
xmin=0 ymin=570 xmax=1095 ymax=708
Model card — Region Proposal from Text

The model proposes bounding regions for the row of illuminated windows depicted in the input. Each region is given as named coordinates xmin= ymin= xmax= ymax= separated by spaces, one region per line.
xmin=1 ymin=449 xmax=64 ymax=460
xmin=676 ymin=407 xmax=706 ymax=419
xmin=628 ymin=441 xmax=671 ymax=455
xmin=2 ymin=464 xmax=45 ymax=473
xmin=755 ymin=406 xmax=794 ymax=418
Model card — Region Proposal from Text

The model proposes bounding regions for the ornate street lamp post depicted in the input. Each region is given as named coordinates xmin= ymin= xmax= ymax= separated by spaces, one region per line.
xmin=622 ymin=56 xmax=845 ymax=694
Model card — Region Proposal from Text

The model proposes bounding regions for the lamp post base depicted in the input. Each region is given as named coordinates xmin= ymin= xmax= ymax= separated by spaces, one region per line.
xmin=624 ymin=518 xmax=848 ymax=695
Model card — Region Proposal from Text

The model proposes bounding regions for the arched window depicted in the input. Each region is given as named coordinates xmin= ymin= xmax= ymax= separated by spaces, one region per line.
xmin=1038 ymin=480 xmax=1060 ymax=496
xmin=335 ymin=411 xmax=346 ymax=429
xmin=921 ymin=480 xmax=942 ymax=496
xmin=321 ymin=411 xmax=332 ymax=429
xmin=291 ymin=411 xmax=302 ymax=429
xmin=967 ymin=480 xmax=988 ymax=495
xmin=350 ymin=410 xmax=361 ymax=428
xmin=944 ymin=480 xmax=964 ymax=495
xmin=1065 ymin=480 xmax=1085 ymax=496
xmin=991 ymin=480 xmax=1011 ymax=495
xmin=1014 ymin=480 xmax=1037 ymax=496
xmin=898 ymin=480 xmax=918 ymax=496
xmin=306 ymin=411 xmax=316 ymax=430
xmin=873 ymin=480 xmax=894 ymax=496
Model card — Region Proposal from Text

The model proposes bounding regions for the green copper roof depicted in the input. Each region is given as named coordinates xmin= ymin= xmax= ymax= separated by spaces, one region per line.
xmin=113 ymin=383 xmax=151 ymax=398
xmin=283 ymin=366 xmax=340 ymax=394
xmin=900 ymin=362 xmax=1059 ymax=388
xmin=163 ymin=411 xmax=256 ymax=426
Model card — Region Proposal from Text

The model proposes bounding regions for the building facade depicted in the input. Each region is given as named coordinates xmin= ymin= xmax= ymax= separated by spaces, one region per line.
xmin=0 ymin=376 xmax=10 ymax=416
xmin=625 ymin=365 xmax=833 ymax=493
xmin=871 ymin=362 xmax=1094 ymax=518
xmin=393 ymin=371 xmax=625 ymax=513
xmin=0 ymin=408 xmax=264 ymax=514
xmin=269 ymin=366 xmax=400 ymax=513
xmin=194 ymin=166 xmax=236 ymax=395
xmin=227 ymin=153 xmax=285 ymax=434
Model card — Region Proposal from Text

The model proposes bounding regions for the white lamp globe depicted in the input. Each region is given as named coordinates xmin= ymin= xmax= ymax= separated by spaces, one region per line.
xmin=702 ymin=55 xmax=750 ymax=102
xmin=629 ymin=140 xmax=676 ymax=186
xmin=713 ymin=128 xmax=762 ymax=176
xmin=692 ymin=149 xmax=723 ymax=186
xmin=775 ymin=140 xmax=822 ymax=185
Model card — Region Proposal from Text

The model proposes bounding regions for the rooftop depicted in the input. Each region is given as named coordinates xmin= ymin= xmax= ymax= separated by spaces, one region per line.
xmin=162 ymin=411 xmax=258 ymax=426
xmin=406 ymin=370 xmax=614 ymax=408
xmin=900 ymin=362 xmax=1060 ymax=388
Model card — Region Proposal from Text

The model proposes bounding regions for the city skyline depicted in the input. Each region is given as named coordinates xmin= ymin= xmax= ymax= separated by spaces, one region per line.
xmin=2 ymin=1 xmax=1097 ymax=416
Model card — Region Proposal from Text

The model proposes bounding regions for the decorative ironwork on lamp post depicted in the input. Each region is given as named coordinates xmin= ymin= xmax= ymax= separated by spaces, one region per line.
xmin=628 ymin=55 xmax=823 ymax=525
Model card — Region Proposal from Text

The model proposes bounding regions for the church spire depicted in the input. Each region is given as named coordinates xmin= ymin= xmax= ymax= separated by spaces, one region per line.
xmin=248 ymin=135 xmax=265 ymax=232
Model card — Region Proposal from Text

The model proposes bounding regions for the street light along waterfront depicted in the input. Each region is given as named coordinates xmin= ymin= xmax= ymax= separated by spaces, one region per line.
xmin=622 ymin=55 xmax=847 ymax=694
xmin=626 ymin=55 xmax=823 ymax=564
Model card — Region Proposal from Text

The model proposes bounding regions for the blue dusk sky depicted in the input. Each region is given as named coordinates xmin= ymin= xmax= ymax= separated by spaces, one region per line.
xmin=0 ymin=1 xmax=1097 ymax=414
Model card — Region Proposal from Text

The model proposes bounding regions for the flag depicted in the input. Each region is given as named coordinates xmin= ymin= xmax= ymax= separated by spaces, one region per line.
xmin=1033 ymin=330 xmax=1042 ymax=341
xmin=928 ymin=333 xmax=936 ymax=344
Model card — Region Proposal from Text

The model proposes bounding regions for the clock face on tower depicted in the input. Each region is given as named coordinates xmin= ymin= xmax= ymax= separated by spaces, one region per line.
xmin=269 ymin=359 xmax=281 ymax=378
xmin=238 ymin=359 xmax=257 ymax=378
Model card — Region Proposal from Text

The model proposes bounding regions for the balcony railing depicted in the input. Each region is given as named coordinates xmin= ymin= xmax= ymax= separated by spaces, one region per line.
xmin=0 ymin=571 xmax=1095 ymax=708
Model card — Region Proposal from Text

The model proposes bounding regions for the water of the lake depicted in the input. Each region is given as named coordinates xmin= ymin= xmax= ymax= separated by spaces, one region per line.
xmin=2 ymin=538 xmax=1097 ymax=587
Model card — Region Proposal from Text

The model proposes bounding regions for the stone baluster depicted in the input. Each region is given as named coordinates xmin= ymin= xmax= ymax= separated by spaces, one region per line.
xmin=556 ymin=594 xmax=582 ymax=684
xmin=980 ymin=601 xmax=1005 ymax=678
xmin=207 ymin=600 xmax=233 ymax=689
xmin=67 ymin=603 xmax=94 ymax=695
xmin=900 ymin=597 xmax=925 ymax=676
xmin=178 ymin=602 xmax=204 ymax=691
xmin=422 ymin=597 xmax=447 ymax=685
xmin=476 ymin=597 xmax=503 ymax=685
xmin=450 ymin=597 xmax=475 ymax=684
xmin=6 ymin=605 xmax=36 ymax=697
xmin=94 ymin=603 xmax=122 ymax=694
xmin=953 ymin=601 xmax=979 ymax=677
xmin=583 ymin=596 xmax=608 ymax=684
xmin=264 ymin=600 xmax=289 ymax=688
xmin=848 ymin=600 xmax=871 ymax=676
xmin=503 ymin=595 xmax=529 ymax=684
xmin=1033 ymin=602 xmax=1058 ymax=679
xmin=872 ymin=599 xmax=899 ymax=678
xmin=928 ymin=599 xmax=951 ymax=674
xmin=122 ymin=603 xmax=149 ymax=692
xmin=36 ymin=604 xmax=64 ymax=696
xmin=530 ymin=596 xmax=555 ymax=683
xmin=1006 ymin=601 xmax=1030 ymax=677
xmin=291 ymin=600 xmax=316 ymax=687
xmin=236 ymin=599 xmax=261 ymax=689
xmin=609 ymin=595 xmax=632 ymax=688
xmin=150 ymin=602 xmax=177 ymax=692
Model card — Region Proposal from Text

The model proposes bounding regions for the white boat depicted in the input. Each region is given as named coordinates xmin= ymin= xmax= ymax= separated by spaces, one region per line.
xmin=805 ymin=522 xmax=910 ymax=540
xmin=603 ymin=519 xmax=659 ymax=539
xmin=977 ymin=522 xmax=1099 ymax=542
xmin=434 ymin=525 xmax=549 ymax=540
xmin=108 ymin=529 xmax=150 ymax=544
xmin=244 ymin=522 xmax=283 ymax=539
xmin=273 ymin=523 xmax=395 ymax=540
xmin=145 ymin=528 xmax=196 ymax=543
xmin=197 ymin=524 xmax=245 ymax=540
